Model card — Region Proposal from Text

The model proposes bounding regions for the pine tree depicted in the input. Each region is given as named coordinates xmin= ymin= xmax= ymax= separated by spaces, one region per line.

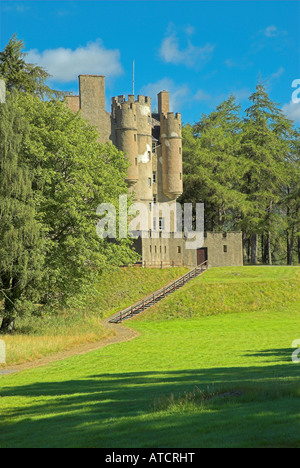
xmin=181 ymin=95 xmax=244 ymax=232
xmin=284 ymin=129 xmax=300 ymax=264
xmin=0 ymin=92 xmax=45 ymax=331
xmin=239 ymin=81 xmax=293 ymax=264
xmin=0 ymin=34 xmax=64 ymax=99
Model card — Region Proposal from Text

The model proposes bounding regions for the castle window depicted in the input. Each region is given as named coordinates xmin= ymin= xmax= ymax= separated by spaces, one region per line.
xmin=134 ymin=134 xmax=137 ymax=142
xmin=177 ymin=246 xmax=182 ymax=254
xmin=152 ymin=142 xmax=156 ymax=153
xmin=148 ymin=151 xmax=151 ymax=161
xmin=148 ymin=177 xmax=152 ymax=187
xmin=149 ymin=202 xmax=152 ymax=212
xmin=179 ymin=147 xmax=182 ymax=154
xmin=159 ymin=217 xmax=165 ymax=231
xmin=153 ymin=172 xmax=157 ymax=183
xmin=223 ymin=245 xmax=228 ymax=253
xmin=148 ymin=116 xmax=151 ymax=124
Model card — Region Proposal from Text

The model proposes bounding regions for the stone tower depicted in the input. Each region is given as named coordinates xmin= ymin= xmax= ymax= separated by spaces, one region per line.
xmin=65 ymin=75 xmax=183 ymax=231
xmin=65 ymin=74 xmax=244 ymax=268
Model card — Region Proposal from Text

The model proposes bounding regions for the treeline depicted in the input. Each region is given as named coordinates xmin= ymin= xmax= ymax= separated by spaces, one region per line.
xmin=0 ymin=36 xmax=137 ymax=332
xmin=181 ymin=88 xmax=300 ymax=266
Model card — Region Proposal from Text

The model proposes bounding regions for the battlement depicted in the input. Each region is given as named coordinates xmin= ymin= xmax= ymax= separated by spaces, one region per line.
xmin=111 ymin=94 xmax=151 ymax=110
xmin=162 ymin=112 xmax=182 ymax=121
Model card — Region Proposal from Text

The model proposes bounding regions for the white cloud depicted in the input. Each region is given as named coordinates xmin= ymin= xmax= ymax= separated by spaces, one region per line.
xmin=264 ymin=25 xmax=278 ymax=38
xmin=26 ymin=40 xmax=123 ymax=82
xmin=140 ymin=78 xmax=190 ymax=112
xmin=3 ymin=3 xmax=29 ymax=13
xmin=184 ymin=25 xmax=196 ymax=36
xmin=269 ymin=67 xmax=285 ymax=81
xmin=231 ymin=87 xmax=251 ymax=102
xmin=225 ymin=58 xmax=253 ymax=69
xmin=282 ymin=101 xmax=300 ymax=123
xmin=194 ymin=89 xmax=211 ymax=101
xmin=159 ymin=31 xmax=215 ymax=68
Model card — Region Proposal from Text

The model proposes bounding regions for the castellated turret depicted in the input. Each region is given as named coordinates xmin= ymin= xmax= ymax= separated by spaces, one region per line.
xmin=111 ymin=95 xmax=153 ymax=198
xmin=158 ymin=91 xmax=183 ymax=200
xmin=65 ymin=76 xmax=183 ymax=230
xmin=65 ymin=75 xmax=244 ymax=269
xmin=161 ymin=112 xmax=183 ymax=199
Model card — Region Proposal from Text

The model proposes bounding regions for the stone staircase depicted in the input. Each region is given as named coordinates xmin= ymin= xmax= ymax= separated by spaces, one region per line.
xmin=109 ymin=261 xmax=208 ymax=323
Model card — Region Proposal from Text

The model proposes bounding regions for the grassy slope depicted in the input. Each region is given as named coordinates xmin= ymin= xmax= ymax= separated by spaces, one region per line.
xmin=1 ymin=266 xmax=300 ymax=448
xmin=136 ymin=266 xmax=300 ymax=320
xmin=0 ymin=267 xmax=188 ymax=366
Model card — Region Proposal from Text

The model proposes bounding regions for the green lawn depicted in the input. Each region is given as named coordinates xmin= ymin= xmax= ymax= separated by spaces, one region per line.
xmin=1 ymin=266 xmax=300 ymax=448
xmin=0 ymin=267 xmax=188 ymax=366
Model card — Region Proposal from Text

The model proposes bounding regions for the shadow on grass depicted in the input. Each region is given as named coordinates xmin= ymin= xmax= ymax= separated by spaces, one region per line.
xmin=244 ymin=348 xmax=293 ymax=362
xmin=1 ymin=351 xmax=300 ymax=448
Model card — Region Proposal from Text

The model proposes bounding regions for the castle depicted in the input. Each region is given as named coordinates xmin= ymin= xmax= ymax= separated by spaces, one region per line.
xmin=66 ymin=75 xmax=243 ymax=268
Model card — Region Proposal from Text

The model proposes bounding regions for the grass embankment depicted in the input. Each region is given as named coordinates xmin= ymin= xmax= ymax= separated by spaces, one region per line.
xmin=136 ymin=266 xmax=300 ymax=320
xmin=0 ymin=267 xmax=188 ymax=366
xmin=1 ymin=266 xmax=300 ymax=448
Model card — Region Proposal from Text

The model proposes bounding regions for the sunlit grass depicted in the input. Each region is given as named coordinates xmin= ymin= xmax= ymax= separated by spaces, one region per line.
xmin=0 ymin=267 xmax=188 ymax=366
xmin=1 ymin=267 xmax=300 ymax=448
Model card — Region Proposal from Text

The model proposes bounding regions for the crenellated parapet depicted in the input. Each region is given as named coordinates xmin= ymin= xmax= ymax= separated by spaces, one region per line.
xmin=111 ymin=94 xmax=153 ymax=192
xmin=160 ymin=112 xmax=183 ymax=200
xmin=66 ymin=76 xmax=183 ymax=204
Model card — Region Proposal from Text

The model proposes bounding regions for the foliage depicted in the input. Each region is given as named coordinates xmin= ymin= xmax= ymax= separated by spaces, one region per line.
xmin=0 ymin=92 xmax=45 ymax=331
xmin=16 ymin=92 xmax=138 ymax=308
xmin=181 ymin=95 xmax=246 ymax=232
xmin=181 ymin=83 xmax=299 ymax=264
xmin=0 ymin=35 xmax=139 ymax=331
xmin=0 ymin=34 xmax=64 ymax=99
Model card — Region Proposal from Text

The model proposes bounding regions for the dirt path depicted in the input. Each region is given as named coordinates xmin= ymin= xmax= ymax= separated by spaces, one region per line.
xmin=0 ymin=320 xmax=140 ymax=375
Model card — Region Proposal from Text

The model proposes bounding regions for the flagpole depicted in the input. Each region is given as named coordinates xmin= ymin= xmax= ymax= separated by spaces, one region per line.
xmin=133 ymin=60 xmax=135 ymax=95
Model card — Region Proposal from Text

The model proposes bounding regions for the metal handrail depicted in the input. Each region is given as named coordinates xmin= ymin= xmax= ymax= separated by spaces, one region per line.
xmin=109 ymin=261 xmax=208 ymax=323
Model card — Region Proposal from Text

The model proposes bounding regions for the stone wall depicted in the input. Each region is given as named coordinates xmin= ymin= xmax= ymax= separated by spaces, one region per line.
xmin=139 ymin=232 xmax=243 ymax=268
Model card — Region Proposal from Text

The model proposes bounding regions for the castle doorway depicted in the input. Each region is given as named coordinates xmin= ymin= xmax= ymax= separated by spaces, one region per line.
xmin=197 ymin=248 xmax=208 ymax=265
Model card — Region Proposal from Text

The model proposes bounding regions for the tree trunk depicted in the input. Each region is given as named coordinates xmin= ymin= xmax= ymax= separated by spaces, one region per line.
xmin=267 ymin=232 xmax=272 ymax=265
xmin=251 ymin=233 xmax=258 ymax=265
xmin=261 ymin=234 xmax=265 ymax=264
xmin=0 ymin=316 xmax=15 ymax=332
xmin=287 ymin=228 xmax=295 ymax=265
xmin=0 ymin=281 xmax=17 ymax=332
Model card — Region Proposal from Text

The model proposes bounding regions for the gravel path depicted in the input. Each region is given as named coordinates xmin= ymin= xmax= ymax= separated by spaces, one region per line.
xmin=0 ymin=320 xmax=140 ymax=375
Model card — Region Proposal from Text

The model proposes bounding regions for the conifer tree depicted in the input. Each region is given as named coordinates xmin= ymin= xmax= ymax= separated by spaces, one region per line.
xmin=181 ymin=95 xmax=244 ymax=231
xmin=0 ymin=34 xmax=64 ymax=99
xmin=284 ymin=129 xmax=300 ymax=265
xmin=239 ymin=82 xmax=293 ymax=264
xmin=0 ymin=92 xmax=45 ymax=331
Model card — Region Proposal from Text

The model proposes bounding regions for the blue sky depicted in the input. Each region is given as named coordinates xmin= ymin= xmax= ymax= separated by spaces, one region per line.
xmin=1 ymin=0 xmax=300 ymax=124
